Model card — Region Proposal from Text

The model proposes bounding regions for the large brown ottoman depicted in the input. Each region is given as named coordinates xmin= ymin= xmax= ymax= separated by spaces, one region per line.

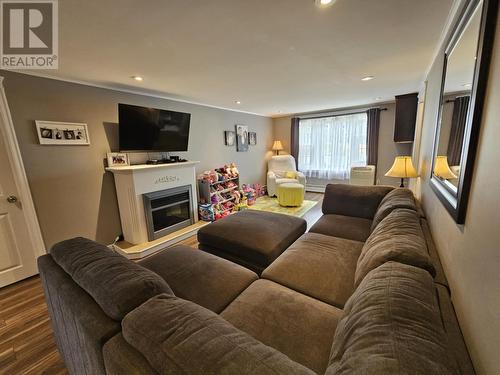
xmin=198 ymin=210 xmax=307 ymax=274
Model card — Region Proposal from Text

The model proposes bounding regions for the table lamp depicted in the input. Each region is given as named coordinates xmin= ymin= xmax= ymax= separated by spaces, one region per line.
xmin=385 ymin=156 xmax=418 ymax=187
xmin=272 ymin=140 xmax=284 ymax=155
xmin=433 ymin=156 xmax=457 ymax=179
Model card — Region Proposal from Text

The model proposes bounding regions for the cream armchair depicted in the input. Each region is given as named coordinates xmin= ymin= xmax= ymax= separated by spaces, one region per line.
xmin=267 ymin=155 xmax=306 ymax=196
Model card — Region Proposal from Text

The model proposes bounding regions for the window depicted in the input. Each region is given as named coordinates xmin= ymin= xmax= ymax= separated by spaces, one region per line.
xmin=298 ymin=112 xmax=367 ymax=180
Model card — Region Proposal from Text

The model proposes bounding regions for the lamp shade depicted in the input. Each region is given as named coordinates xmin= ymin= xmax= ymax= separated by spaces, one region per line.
xmin=433 ymin=156 xmax=457 ymax=179
xmin=385 ymin=156 xmax=418 ymax=178
xmin=272 ymin=140 xmax=284 ymax=151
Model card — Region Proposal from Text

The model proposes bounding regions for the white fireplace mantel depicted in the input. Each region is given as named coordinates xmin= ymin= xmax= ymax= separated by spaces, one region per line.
xmin=106 ymin=161 xmax=199 ymax=246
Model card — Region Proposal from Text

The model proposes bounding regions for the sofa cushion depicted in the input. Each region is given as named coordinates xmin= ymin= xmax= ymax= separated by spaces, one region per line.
xmin=309 ymin=214 xmax=372 ymax=242
xmin=50 ymin=237 xmax=173 ymax=320
xmin=262 ymin=233 xmax=363 ymax=308
xmin=355 ymin=209 xmax=435 ymax=287
xmin=435 ymin=284 xmax=475 ymax=374
xmin=122 ymin=293 xmax=315 ymax=375
xmin=421 ymin=218 xmax=449 ymax=288
xmin=326 ymin=262 xmax=456 ymax=375
xmin=276 ymin=177 xmax=300 ymax=184
xmin=38 ymin=254 xmax=121 ymax=375
xmin=138 ymin=245 xmax=257 ymax=313
xmin=103 ymin=333 xmax=157 ymax=375
xmin=371 ymin=188 xmax=417 ymax=231
xmin=221 ymin=279 xmax=342 ymax=374
xmin=198 ymin=210 xmax=307 ymax=272
xmin=322 ymin=184 xmax=394 ymax=219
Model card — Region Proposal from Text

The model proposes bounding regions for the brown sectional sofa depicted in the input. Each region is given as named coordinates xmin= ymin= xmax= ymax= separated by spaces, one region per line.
xmin=38 ymin=184 xmax=475 ymax=374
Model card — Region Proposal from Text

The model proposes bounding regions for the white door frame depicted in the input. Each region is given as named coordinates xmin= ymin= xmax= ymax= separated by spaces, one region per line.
xmin=0 ymin=76 xmax=46 ymax=258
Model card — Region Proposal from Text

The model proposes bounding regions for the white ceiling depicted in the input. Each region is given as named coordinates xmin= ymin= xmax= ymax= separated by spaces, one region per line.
xmin=21 ymin=0 xmax=454 ymax=117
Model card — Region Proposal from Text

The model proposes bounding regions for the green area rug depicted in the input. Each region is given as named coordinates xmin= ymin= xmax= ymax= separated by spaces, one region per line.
xmin=248 ymin=196 xmax=317 ymax=217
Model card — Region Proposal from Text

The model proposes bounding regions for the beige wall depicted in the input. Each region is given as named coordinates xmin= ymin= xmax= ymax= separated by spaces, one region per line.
xmin=273 ymin=103 xmax=412 ymax=186
xmin=416 ymin=5 xmax=500 ymax=374
xmin=2 ymin=71 xmax=273 ymax=249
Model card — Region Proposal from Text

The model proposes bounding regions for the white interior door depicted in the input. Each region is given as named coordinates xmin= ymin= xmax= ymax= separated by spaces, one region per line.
xmin=0 ymin=77 xmax=44 ymax=287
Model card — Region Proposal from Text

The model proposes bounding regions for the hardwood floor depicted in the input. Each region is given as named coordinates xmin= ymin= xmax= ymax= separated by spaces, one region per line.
xmin=0 ymin=192 xmax=323 ymax=374
xmin=0 ymin=276 xmax=67 ymax=374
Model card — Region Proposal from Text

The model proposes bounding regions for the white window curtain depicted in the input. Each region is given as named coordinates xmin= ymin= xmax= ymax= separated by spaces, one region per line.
xmin=298 ymin=113 xmax=368 ymax=180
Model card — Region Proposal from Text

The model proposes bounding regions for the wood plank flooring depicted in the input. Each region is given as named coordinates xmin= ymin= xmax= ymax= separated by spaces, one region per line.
xmin=0 ymin=192 xmax=323 ymax=374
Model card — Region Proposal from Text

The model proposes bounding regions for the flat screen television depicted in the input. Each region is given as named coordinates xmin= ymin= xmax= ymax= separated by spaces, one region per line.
xmin=118 ymin=103 xmax=190 ymax=151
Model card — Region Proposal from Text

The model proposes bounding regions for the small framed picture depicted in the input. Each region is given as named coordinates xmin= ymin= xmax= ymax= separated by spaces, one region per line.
xmin=249 ymin=132 xmax=257 ymax=146
xmin=235 ymin=124 xmax=248 ymax=152
xmin=35 ymin=121 xmax=90 ymax=145
xmin=107 ymin=152 xmax=129 ymax=167
xmin=224 ymin=131 xmax=235 ymax=146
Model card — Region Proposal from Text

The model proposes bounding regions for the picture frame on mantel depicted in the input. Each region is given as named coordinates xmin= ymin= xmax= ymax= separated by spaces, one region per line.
xmin=35 ymin=121 xmax=90 ymax=145
xmin=107 ymin=152 xmax=129 ymax=167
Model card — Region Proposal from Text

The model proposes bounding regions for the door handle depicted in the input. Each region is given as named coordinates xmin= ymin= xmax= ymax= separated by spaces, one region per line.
xmin=7 ymin=195 xmax=18 ymax=203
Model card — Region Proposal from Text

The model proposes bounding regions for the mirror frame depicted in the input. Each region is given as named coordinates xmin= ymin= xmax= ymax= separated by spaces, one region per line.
xmin=430 ymin=0 xmax=498 ymax=224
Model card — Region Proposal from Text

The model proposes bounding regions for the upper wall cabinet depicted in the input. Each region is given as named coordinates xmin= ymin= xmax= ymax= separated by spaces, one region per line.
xmin=394 ymin=92 xmax=418 ymax=143
xmin=430 ymin=0 xmax=498 ymax=224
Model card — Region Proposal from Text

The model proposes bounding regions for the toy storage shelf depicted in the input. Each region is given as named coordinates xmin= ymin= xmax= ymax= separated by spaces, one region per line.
xmin=210 ymin=185 xmax=238 ymax=196
xmin=210 ymin=176 xmax=239 ymax=185
xmin=198 ymin=177 xmax=240 ymax=205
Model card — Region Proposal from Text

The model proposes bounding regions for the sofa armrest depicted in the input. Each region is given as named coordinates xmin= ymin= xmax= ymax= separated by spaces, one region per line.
xmin=122 ymin=294 xmax=314 ymax=375
xmin=322 ymin=184 xmax=394 ymax=219
xmin=296 ymin=171 xmax=306 ymax=186
xmin=267 ymin=171 xmax=277 ymax=197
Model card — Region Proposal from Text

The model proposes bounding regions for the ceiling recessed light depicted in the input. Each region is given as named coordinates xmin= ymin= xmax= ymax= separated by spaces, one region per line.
xmin=361 ymin=76 xmax=375 ymax=81
xmin=375 ymin=97 xmax=383 ymax=100
xmin=462 ymin=83 xmax=472 ymax=87
xmin=315 ymin=0 xmax=336 ymax=7
xmin=131 ymin=76 xmax=143 ymax=82
xmin=235 ymin=101 xmax=241 ymax=105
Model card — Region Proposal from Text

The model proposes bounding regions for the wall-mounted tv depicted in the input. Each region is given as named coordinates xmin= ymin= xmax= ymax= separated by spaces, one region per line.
xmin=118 ymin=103 xmax=191 ymax=152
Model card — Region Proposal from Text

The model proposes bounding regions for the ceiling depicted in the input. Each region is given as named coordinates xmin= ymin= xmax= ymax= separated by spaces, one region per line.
xmin=21 ymin=0 xmax=454 ymax=117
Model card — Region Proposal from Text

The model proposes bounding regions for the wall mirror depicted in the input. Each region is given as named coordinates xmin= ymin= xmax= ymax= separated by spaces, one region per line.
xmin=431 ymin=0 xmax=497 ymax=224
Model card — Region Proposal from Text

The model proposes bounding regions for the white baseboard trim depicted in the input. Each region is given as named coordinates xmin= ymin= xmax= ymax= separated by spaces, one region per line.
xmin=306 ymin=185 xmax=326 ymax=193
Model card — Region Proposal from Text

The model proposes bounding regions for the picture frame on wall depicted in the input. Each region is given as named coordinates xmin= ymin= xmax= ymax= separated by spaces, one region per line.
xmin=224 ymin=131 xmax=235 ymax=146
xmin=235 ymin=124 xmax=248 ymax=152
xmin=107 ymin=152 xmax=129 ymax=167
xmin=35 ymin=121 xmax=90 ymax=145
xmin=249 ymin=132 xmax=257 ymax=146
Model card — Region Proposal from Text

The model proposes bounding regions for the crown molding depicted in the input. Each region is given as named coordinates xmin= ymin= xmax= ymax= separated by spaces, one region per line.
xmin=4 ymin=70 xmax=270 ymax=118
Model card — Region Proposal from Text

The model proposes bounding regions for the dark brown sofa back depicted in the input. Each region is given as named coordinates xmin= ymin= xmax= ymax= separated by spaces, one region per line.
xmin=322 ymin=184 xmax=394 ymax=219
xmin=122 ymin=293 xmax=315 ymax=374
xmin=50 ymin=237 xmax=173 ymax=320
xmin=38 ymin=237 xmax=175 ymax=374
xmin=38 ymin=255 xmax=120 ymax=375
xmin=327 ymin=262 xmax=457 ymax=375
xmin=355 ymin=208 xmax=436 ymax=287
xmin=370 ymin=188 xmax=417 ymax=231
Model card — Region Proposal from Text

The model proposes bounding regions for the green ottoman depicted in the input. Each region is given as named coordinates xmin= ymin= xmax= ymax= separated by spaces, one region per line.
xmin=277 ymin=182 xmax=305 ymax=207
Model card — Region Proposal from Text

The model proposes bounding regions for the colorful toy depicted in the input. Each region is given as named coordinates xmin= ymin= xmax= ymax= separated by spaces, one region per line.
xmin=199 ymin=203 xmax=215 ymax=222
xmin=229 ymin=162 xmax=239 ymax=177
xmin=251 ymin=183 xmax=263 ymax=197
xmin=241 ymin=184 xmax=257 ymax=206
xmin=197 ymin=162 xmax=243 ymax=221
